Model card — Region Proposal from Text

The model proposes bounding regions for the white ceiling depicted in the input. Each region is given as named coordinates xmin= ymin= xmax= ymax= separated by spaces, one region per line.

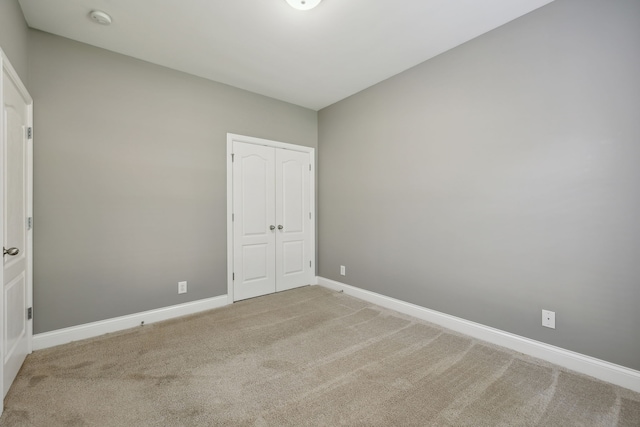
xmin=18 ymin=0 xmax=554 ymax=110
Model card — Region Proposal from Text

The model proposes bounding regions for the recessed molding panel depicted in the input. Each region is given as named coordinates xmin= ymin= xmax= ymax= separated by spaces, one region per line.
xmin=241 ymin=155 xmax=268 ymax=237
xmin=4 ymin=273 xmax=25 ymax=362
xmin=242 ymin=244 xmax=269 ymax=282
xmin=282 ymin=241 xmax=304 ymax=276
xmin=281 ymin=160 xmax=303 ymax=233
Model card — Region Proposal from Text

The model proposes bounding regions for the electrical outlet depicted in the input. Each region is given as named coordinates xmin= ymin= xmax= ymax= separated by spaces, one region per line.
xmin=542 ymin=309 xmax=555 ymax=329
xmin=178 ymin=281 xmax=187 ymax=294
xmin=340 ymin=265 xmax=346 ymax=276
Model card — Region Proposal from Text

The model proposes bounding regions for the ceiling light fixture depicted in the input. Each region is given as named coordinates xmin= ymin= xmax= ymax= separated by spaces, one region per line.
xmin=285 ymin=0 xmax=322 ymax=11
xmin=89 ymin=10 xmax=112 ymax=25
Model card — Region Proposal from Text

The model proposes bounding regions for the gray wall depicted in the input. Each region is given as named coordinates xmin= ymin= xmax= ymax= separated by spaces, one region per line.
xmin=29 ymin=31 xmax=317 ymax=333
xmin=0 ymin=0 xmax=29 ymax=83
xmin=318 ymin=0 xmax=640 ymax=370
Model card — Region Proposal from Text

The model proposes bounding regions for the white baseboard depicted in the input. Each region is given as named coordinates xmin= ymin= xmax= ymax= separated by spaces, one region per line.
xmin=33 ymin=295 xmax=229 ymax=351
xmin=315 ymin=276 xmax=640 ymax=393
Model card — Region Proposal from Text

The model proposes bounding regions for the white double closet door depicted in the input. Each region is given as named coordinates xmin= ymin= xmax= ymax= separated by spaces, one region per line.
xmin=230 ymin=137 xmax=314 ymax=301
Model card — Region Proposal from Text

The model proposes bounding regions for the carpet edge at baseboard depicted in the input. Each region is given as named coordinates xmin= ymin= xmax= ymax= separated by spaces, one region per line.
xmin=314 ymin=276 xmax=640 ymax=393
xmin=32 ymin=295 xmax=229 ymax=351
xmin=32 ymin=277 xmax=640 ymax=394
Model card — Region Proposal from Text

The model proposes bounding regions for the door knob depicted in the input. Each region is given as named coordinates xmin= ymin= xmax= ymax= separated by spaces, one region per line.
xmin=277 ymin=225 xmax=283 ymax=230
xmin=3 ymin=247 xmax=19 ymax=257
xmin=269 ymin=225 xmax=276 ymax=231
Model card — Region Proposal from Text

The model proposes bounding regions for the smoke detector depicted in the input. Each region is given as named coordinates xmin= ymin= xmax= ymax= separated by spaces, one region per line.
xmin=285 ymin=0 xmax=322 ymax=11
xmin=89 ymin=10 xmax=112 ymax=25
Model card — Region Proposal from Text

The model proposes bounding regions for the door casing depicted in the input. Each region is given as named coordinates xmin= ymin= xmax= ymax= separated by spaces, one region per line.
xmin=226 ymin=133 xmax=315 ymax=303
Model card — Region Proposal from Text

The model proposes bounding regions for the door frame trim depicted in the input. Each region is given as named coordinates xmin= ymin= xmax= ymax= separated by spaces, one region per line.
xmin=0 ymin=49 xmax=34 ymax=405
xmin=226 ymin=133 xmax=315 ymax=303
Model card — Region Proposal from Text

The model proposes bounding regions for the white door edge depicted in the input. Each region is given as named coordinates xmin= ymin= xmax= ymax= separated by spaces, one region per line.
xmin=0 ymin=48 xmax=34 ymax=405
xmin=226 ymin=133 xmax=315 ymax=303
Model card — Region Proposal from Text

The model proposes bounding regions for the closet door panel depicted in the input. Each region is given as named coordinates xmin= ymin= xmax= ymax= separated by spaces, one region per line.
xmin=232 ymin=142 xmax=276 ymax=301
xmin=275 ymin=149 xmax=312 ymax=291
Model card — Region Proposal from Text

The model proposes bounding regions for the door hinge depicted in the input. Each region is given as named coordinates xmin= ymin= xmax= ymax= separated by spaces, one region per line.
xmin=231 ymin=153 xmax=235 ymax=162
xmin=27 ymin=307 xmax=33 ymax=320
xmin=232 ymin=273 xmax=235 ymax=281
xmin=309 ymin=212 xmax=311 ymax=220
xmin=310 ymin=261 xmax=312 ymax=268
xmin=27 ymin=127 xmax=32 ymax=140
xmin=232 ymin=213 xmax=234 ymax=222
xmin=27 ymin=217 xmax=33 ymax=230
xmin=309 ymin=164 xmax=311 ymax=171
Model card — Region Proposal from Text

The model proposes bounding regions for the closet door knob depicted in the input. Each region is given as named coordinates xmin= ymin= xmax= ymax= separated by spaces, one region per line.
xmin=277 ymin=225 xmax=283 ymax=230
xmin=269 ymin=225 xmax=276 ymax=231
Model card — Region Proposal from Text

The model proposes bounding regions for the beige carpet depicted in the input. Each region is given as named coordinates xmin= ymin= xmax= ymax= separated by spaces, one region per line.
xmin=1 ymin=286 xmax=639 ymax=426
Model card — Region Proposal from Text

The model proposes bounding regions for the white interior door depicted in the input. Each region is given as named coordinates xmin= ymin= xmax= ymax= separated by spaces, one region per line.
xmin=232 ymin=142 xmax=276 ymax=301
xmin=1 ymin=52 xmax=33 ymax=398
xmin=275 ymin=149 xmax=312 ymax=292
xmin=229 ymin=135 xmax=314 ymax=302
